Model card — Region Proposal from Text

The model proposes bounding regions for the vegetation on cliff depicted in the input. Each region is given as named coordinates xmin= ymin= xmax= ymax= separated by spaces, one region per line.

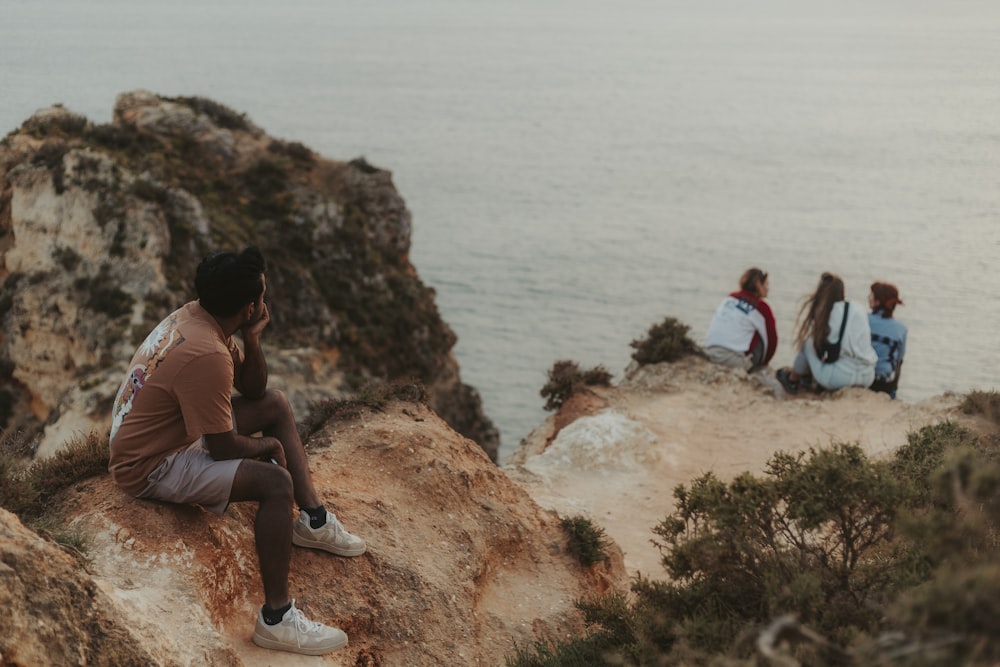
xmin=508 ymin=391 xmax=1000 ymax=666
xmin=630 ymin=316 xmax=703 ymax=366
xmin=540 ymin=360 xmax=613 ymax=411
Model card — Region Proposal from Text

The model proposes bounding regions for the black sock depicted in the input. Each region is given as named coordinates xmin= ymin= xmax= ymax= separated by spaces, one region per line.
xmin=303 ymin=504 xmax=327 ymax=529
xmin=262 ymin=602 xmax=292 ymax=625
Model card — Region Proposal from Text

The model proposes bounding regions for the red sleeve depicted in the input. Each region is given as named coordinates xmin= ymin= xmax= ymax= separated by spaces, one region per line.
xmin=758 ymin=300 xmax=778 ymax=364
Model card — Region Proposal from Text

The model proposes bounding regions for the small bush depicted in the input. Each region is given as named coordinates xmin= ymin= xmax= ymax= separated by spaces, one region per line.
xmin=268 ymin=140 xmax=315 ymax=165
xmin=241 ymin=159 xmax=293 ymax=222
xmin=300 ymin=380 xmax=427 ymax=441
xmin=560 ymin=515 xmax=611 ymax=567
xmin=0 ymin=432 xmax=37 ymax=513
xmin=86 ymin=123 xmax=137 ymax=151
xmin=166 ymin=95 xmax=250 ymax=131
xmin=540 ymin=360 xmax=612 ymax=411
xmin=129 ymin=178 xmax=171 ymax=206
xmin=30 ymin=515 xmax=91 ymax=556
xmin=52 ymin=246 xmax=81 ymax=271
xmin=0 ymin=431 xmax=108 ymax=518
xmin=961 ymin=390 xmax=1000 ymax=426
xmin=31 ymin=141 xmax=70 ymax=194
xmin=888 ymin=563 xmax=1000 ymax=664
xmin=630 ymin=316 xmax=701 ymax=366
xmin=20 ymin=108 xmax=88 ymax=139
xmin=890 ymin=421 xmax=977 ymax=507
xmin=75 ymin=264 xmax=134 ymax=319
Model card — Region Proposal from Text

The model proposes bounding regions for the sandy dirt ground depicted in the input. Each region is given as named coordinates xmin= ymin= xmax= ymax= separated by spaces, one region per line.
xmin=505 ymin=357 xmax=965 ymax=579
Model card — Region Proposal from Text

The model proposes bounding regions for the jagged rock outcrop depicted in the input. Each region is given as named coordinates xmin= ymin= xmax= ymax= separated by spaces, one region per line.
xmin=0 ymin=508 xmax=176 ymax=666
xmin=0 ymin=92 xmax=498 ymax=460
xmin=4 ymin=401 xmax=625 ymax=666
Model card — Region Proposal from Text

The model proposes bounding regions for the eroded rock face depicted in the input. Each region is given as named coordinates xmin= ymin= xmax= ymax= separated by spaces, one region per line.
xmin=0 ymin=93 xmax=498 ymax=460
xmin=0 ymin=508 xmax=183 ymax=666
xmin=57 ymin=402 xmax=625 ymax=666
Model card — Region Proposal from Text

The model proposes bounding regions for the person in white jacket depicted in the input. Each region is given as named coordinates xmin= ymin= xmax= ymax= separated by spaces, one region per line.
xmin=775 ymin=272 xmax=877 ymax=394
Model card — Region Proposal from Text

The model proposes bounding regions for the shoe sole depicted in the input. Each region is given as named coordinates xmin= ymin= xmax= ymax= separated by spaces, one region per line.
xmin=253 ymin=632 xmax=348 ymax=655
xmin=292 ymin=532 xmax=367 ymax=557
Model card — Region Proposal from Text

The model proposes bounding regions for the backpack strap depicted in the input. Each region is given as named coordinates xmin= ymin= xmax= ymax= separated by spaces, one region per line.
xmin=834 ymin=302 xmax=849 ymax=343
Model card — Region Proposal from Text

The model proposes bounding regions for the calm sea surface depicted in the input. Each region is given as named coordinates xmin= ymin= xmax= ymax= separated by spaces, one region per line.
xmin=4 ymin=1 xmax=1000 ymax=461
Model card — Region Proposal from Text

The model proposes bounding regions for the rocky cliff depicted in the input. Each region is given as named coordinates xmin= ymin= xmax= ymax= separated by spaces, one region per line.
xmin=0 ymin=92 xmax=498 ymax=460
xmin=2 ymin=352 xmax=981 ymax=665
xmin=2 ymin=399 xmax=625 ymax=666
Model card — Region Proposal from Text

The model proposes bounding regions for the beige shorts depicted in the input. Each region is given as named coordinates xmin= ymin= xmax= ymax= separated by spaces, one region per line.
xmin=137 ymin=438 xmax=242 ymax=515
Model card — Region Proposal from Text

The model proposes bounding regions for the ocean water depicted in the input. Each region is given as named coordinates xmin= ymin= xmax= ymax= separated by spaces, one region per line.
xmin=4 ymin=0 xmax=999 ymax=462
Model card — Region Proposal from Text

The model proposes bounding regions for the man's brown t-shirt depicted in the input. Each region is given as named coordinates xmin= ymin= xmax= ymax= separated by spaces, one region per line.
xmin=109 ymin=301 xmax=243 ymax=496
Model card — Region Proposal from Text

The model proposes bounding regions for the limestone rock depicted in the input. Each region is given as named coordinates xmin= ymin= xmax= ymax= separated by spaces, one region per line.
xmin=55 ymin=402 xmax=625 ymax=666
xmin=0 ymin=508 xmax=177 ymax=666
xmin=0 ymin=93 xmax=499 ymax=460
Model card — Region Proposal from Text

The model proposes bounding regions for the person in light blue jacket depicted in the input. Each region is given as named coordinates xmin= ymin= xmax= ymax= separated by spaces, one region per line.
xmin=776 ymin=272 xmax=877 ymax=394
xmin=867 ymin=281 xmax=907 ymax=398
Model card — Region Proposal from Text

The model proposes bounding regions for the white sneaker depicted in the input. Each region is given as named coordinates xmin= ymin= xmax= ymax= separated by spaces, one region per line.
xmin=252 ymin=600 xmax=347 ymax=655
xmin=292 ymin=510 xmax=367 ymax=557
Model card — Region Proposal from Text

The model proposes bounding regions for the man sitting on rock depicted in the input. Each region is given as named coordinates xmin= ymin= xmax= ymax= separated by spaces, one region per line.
xmin=108 ymin=246 xmax=365 ymax=656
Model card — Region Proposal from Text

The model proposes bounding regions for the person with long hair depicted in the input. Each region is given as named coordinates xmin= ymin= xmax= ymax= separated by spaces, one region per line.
xmin=868 ymin=281 xmax=907 ymax=398
xmin=775 ymin=272 xmax=877 ymax=394
xmin=703 ymin=267 xmax=778 ymax=372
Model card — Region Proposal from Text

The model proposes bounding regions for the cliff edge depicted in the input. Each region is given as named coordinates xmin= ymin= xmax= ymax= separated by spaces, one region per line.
xmin=505 ymin=355 xmax=970 ymax=577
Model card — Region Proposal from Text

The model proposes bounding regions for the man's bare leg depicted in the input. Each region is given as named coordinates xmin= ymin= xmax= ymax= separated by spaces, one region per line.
xmin=229 ymin=459 xmax=294 ymax=609
xmin=232 ymin=389 xmax=320 ymax=509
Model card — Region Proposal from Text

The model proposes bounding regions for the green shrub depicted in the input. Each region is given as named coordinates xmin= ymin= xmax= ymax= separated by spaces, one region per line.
xmin=887 ymin=563 xmax=1000 ymax=665
xmin=504 ymin=419 xmax=1000 ymax=665
xmin=961 ymin=390 xmax=1000 ymax=426
xmin=630 ymin=317 xmax=701 ymax=366
xmin=20 ymin=108 xmax=88 ymax=139
xmin=890 ymin=421 xmax=977 ymax=507
xmin=648 ymin=443 xmax=908 ymax=652
xmin=268 ymin=140 xmax=315 ymax=165
xmin=560 ymin=515 xmax=611 ymax=567
xmin=540 ymin=360 xmax=612 ymax=411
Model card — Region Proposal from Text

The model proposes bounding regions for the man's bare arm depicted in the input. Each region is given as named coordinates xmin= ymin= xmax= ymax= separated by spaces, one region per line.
xmin=235 ymin=302 xmax=270 ymax=399
xmin=204 ymin=430 xmax=285 ymax=466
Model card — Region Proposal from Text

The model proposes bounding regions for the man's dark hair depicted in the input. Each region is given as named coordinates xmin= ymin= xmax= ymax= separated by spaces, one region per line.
xmin=195 ymin=247 xmax=266 ymax=318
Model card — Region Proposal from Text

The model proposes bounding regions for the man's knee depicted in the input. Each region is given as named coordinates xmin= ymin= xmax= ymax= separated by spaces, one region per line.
xmin=260 ymin=389 xmax=293 ymax=419
xmin=232 ymin=460 xmax=294 ymax=503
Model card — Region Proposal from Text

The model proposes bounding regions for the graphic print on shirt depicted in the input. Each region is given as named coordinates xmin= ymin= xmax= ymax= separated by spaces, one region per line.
xmin=109 ymin=313 xmax=186 ymax=442
xmin=734 ymin=298 xmax=757 ymax=315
